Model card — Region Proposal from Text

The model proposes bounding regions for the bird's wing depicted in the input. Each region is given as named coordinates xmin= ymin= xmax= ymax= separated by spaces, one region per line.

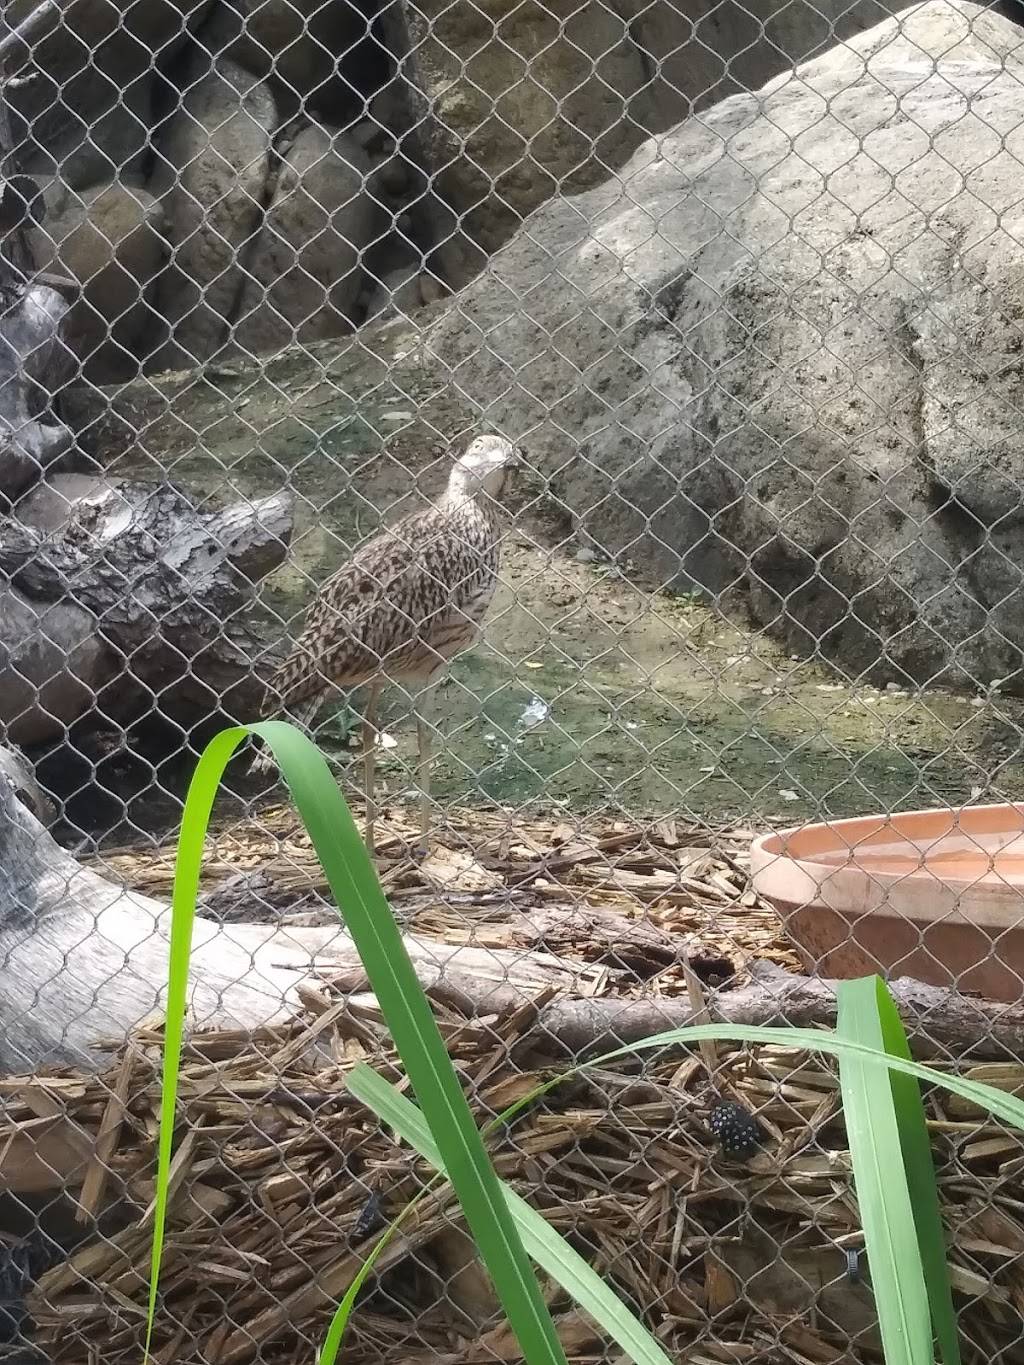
xmin=269 ymin=507 xmax=462 ymax=706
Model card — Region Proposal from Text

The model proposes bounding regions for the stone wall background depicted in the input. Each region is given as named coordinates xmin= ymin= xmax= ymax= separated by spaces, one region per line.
xmin=9 ymin=0 xmax=892 ymax=382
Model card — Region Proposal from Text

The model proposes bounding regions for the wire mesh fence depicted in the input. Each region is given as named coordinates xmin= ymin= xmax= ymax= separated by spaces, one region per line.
xmin=2 ymin=0 xmax=1024 ymax=1360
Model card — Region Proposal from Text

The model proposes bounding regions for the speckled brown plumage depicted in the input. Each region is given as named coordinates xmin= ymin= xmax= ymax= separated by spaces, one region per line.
xmin=270 ymin=490 xmax=502 ymax=710
xmin=252 ymin=434 xmax=520 ymax=854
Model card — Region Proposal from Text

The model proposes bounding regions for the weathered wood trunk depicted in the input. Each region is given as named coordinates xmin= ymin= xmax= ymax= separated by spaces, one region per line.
xmin=0 ymin=763 xmax=1018 ymax=1073
xmin=0 ymin=472 xmax=292 ymax=746
xmin=0 ymin=774 xmax=596 ymax=1073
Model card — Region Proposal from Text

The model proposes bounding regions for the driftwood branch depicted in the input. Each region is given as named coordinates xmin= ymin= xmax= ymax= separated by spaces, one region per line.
xmin=0 ymin=473 xmax=292 ymax=744
xmin=0 ymin=777 xmax=597 ymax=1074
xmin=523 ymin=962 xmax=1024 ymax=1061
xmin=0 ymin=759 xmax=1020 ymax=1072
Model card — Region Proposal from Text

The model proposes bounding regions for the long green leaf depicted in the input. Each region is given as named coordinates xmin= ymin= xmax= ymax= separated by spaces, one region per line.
xmin=146 ymin=721 xmax=568 ymax=1365
xmin=346 ymin=1014 xmax=1024 ymax=1365
xmin=836 ymin=979 xmax=933 ymax=1365
xmin=347 ymin=1066 xmax=677 ymax=1365
xmin=838 ymin=978 xmax=960 ymax=1365
xmin=317 ymin=1168 xmax=444 ymax=1365
xmin=468 ymin=1023 xmax=1024 ymax=1132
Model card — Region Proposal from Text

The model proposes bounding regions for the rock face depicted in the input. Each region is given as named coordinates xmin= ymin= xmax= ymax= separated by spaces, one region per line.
xmin=631 ymin=0 xmax=891 ymax=120
xmin=9 ymin=0 xmax=201 ymax=188
xmin=0 ymin=0 xmax=908 ymax=372
xmin=32 ymin=181 xmax=168 ymax=382
xmin=402 ymin=0 xmax=659 ymax=282
xmin=0 ymin=588 xmax=112 ymax=748
xmin=402 ymin=0 xmax=888 ymax=284
xmin=235 ymin=126 xmax=376 ymax=354
xmin=423 ymin=0 xmax=1024 ymax=689
xmin=196 ymin=0 xmax=369 ymax=115
xmin=153 ymin=58 xmax=278 ymax=368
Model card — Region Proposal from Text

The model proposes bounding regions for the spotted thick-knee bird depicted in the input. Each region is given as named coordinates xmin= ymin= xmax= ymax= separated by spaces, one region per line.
xmin=251 ymin=433 xmax=520 ymax=853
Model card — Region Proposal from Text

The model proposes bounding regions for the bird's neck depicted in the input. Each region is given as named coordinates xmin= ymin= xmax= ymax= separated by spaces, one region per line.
xmin=443 ymin=479 xmax=499 ymax=514
xmin=446 ymin=469 xmax=481 ymax=500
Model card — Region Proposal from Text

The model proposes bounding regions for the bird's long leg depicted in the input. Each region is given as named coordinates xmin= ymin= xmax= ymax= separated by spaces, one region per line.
xmin=415 ymin=680 xmax=439 ymax=854
xmin=362 ymin=680 xmax=383 ymax=856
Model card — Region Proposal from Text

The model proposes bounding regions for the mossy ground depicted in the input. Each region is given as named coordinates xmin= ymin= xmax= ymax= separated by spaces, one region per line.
xmin=95 ymin=337 xmax=1024 ymax=833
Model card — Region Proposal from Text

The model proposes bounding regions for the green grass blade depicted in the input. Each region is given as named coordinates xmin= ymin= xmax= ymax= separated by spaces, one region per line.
xmin=534 ymin=1024 xmax=1024 ymax=1131
xmin=147 ymin=721 xmax=567 ymax=1365
xmin=841 ymin=979 xmax=960 ymax=1365
xmin=317 ymin=1171 xmax=444 ymax=1365
xmin=347 ymin=1064 xmax=677 ymax=1365
xmin=346 ymin=1013 xmax=1024 ymax=1365
xmin=144 ymin=727 xmax=249 ymax=1363
xmin=835 ymin=979 xmax=934 ymax=1365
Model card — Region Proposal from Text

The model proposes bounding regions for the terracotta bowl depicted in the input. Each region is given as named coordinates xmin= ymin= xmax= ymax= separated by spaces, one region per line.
xmin=750 ymin=804 xmax=1024 ymax=1003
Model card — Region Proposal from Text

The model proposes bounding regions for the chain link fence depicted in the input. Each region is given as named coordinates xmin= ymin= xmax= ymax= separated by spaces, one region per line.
xmin=0 ymin=0 xmax=1023 ymax=1359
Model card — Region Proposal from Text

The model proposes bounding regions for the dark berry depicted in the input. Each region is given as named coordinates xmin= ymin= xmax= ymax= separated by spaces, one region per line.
xmin=708 ymin=1101 xmax=764 ymax=1158
xmin=350 ymin=1191 xmax=385 ymax=1242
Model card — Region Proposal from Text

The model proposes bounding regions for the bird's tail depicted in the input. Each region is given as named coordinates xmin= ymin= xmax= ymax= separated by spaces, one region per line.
xmin=271 ymin=646 xmax=329 ymax=714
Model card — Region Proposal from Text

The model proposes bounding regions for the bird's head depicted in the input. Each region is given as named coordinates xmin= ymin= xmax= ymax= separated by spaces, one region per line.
xmin=449 ymin=433 xmax=521 ymax=501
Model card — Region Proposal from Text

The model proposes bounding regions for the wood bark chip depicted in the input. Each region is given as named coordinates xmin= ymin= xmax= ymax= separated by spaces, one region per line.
xmin=11 ymin=973 xmax=1024 ymax=1365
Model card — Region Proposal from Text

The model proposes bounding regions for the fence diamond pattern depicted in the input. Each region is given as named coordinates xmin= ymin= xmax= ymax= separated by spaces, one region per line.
xmin=0 ymin=0 xmax=1021 ymax=1362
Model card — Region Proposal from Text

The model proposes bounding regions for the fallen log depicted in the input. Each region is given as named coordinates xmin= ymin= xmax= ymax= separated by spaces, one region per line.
xmin=524 ymin=961 xmax=1024 ymax=1062
xmin=0 ymin=776 xmax=601 ymax=1074
xmin=0 ymin=472 xmax=293 ymax=744
xmin=3 ymin=754 xmax=1022 ymax=1072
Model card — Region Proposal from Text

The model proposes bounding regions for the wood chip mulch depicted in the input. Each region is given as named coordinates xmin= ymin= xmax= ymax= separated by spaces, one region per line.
xmin=7 ymin=988 xmax=1024 ymax=1365
xmin=84 ymin=802 xmax=803 ymax=991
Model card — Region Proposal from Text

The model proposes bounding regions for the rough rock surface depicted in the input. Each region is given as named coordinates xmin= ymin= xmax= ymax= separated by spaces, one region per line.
xmin=402 ymin=0 xmax=658 ymax=283
xmin=235 ymin=125 xmax=375 ymax=354
xmin=154 ymin=58 xmax=278 ymax=367
xmin=32 ymin=181 xmax=167 ymax=382
xmin=0 ymin=587 xmax=112 ymax=747
xmin=363 ymin=263 xmax=425 ymax=321
xmin=402 ymin=0 xmax=888 ymax=284
xmin=632 ymin=0 xmax=890 ymax=122
xmin=422 ymin=0 xmax=1024 ymax=689
xmin=8 ymin=0 xmax=212 ymax=189
xmin=18 ymin=78 xmax=156 ymax=192
xmin=196 ymin=0 xmax=368 ymax=116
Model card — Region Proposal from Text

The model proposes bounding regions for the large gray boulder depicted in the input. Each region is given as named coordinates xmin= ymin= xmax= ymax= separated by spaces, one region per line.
xmin=235 ymin=125 xmax=376 ymax=354
xmin=9 ymin=0 xmax=203 ymax=188
xmin=399 ymin=0 xmax=886 ymax=286
xmin=32 ymin=180 xmax=168 ymax=382
xmin=424 ymin=0 xmax=1024 ymax=691
xmin=195 ymin=0 xmax=368 ymax=117
xmin=153 ymin=57 xmax=278 ymax=368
